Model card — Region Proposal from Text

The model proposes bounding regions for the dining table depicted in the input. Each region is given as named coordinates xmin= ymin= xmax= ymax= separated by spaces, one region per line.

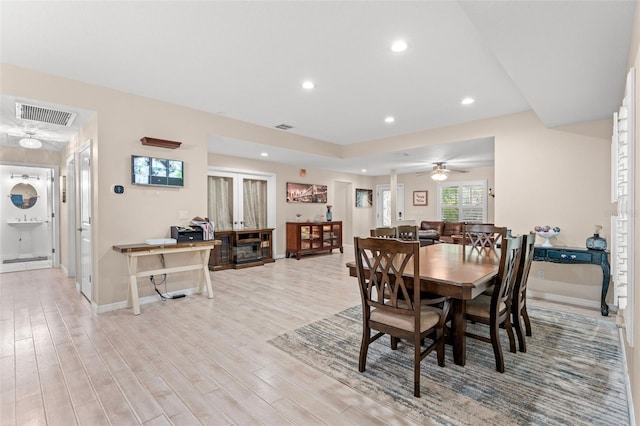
xmin=346 ymin=242 xmax=500 ymax=366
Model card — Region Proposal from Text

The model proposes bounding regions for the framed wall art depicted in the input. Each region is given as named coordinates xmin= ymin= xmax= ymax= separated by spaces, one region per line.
xmin=286 ymin=182 xmax=327 ymax=203
xmin=413 ymin=190 xmax=428 ymax=206
xmin=355 ymin=188 xmax=373 ymax=208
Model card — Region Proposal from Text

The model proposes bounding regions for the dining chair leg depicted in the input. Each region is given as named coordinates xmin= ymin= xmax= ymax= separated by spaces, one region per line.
xmin=513 ymin=309 xmax=527 ymax=353
xmin=437 ymin=329 xmax=445 ymax=367
xmin=359 ymin=330 xmax=370 ymax=372
xmin=414 ymin=344 xmax=421 ymax=398
xmin=490 ymin=321 xmax=505 ymax=373
xmin=391 ymin=336 xmax=399 ymax=350
xmin=522 ymin=304 xmax=532 ymax=337
xmin=504 ymin=315 xmax=516 ymax=354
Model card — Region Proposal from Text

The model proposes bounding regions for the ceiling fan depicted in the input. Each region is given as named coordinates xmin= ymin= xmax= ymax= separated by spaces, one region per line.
xmin=417 ymin=162 xmax=468 ymax=181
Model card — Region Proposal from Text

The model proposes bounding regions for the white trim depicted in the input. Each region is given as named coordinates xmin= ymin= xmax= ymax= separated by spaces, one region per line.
xmin=619 ymin=328 xmax=636 ymax=425
xmin=527 ymin=290 xmax=604 ymax=311
xmin=95 ymin=286 xmax=203 ymax=314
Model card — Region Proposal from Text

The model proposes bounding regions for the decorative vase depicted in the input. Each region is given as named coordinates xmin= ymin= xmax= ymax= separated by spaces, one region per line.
xmin=326 ymin=205 xmax=333 ymax=221
xmin=586 ymin=225 xmax=607 ymax=251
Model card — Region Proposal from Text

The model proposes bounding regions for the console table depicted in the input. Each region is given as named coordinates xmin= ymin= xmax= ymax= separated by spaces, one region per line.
xmin=533 ymin=246 xmax=610 ymax=316
xmin=113 ymin=240 xmax=220 ymax=315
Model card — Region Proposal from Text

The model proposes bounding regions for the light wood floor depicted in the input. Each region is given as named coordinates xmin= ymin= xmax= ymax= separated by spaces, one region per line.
xmin=0 ymin=246 xmax=608 ymax=425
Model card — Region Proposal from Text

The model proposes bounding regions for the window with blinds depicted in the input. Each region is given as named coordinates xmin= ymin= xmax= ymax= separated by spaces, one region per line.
xmin=437 ymin=180 xmax=488 ymax=223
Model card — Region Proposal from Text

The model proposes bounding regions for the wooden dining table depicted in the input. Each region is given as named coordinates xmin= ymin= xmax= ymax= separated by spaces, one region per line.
xmin=346 ymin=242 xmax=500 ymax=366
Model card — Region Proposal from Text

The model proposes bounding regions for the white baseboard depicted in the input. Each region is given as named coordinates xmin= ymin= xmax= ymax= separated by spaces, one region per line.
xmin=60 ymin=264 xmax=69 ymax=276
xmin=619 ymin=328 xmax=636 ymax=426
xmin=95 ymin=287 xmax=201 ymax=314
xmin=528 ymin=290 xmax=601 ymax=311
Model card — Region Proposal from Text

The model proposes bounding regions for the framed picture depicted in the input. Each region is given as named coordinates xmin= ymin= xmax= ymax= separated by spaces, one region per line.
xmin=413 ymin=190 xmax=428 ymax=206
xmin=355 ymin=188 xmax=373 ymax=208
xmin=286 ymin=182 xmax=327 ymax=203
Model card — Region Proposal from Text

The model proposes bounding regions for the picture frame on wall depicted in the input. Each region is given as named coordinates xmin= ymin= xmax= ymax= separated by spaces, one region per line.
xmin=355 ymin=188 xmax=373 ymax=208
xmin=286 ymin=182 xmax=327 ymax=203
xmin=413 ymin=190 xmax=428 ymax=206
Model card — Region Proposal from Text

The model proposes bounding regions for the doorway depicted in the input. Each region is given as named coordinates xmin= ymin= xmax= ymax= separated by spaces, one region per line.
xmin=376 ymin=184 xmax=405 ymax=227
xmin=0 ymin=163 xmax=57 ymax=273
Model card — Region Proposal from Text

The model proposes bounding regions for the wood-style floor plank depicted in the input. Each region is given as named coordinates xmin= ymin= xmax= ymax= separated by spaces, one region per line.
xmin=0 ymin=247 xmax=610 ymax=425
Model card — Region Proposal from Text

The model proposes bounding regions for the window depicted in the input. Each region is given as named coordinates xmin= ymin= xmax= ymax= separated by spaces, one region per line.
xmin=437 ymin=180 xmax=488 ymax=223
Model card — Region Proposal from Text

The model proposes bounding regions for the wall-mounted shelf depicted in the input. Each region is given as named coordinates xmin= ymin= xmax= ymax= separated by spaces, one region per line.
xmin=140 ymin=137 xmax=182 ymax=149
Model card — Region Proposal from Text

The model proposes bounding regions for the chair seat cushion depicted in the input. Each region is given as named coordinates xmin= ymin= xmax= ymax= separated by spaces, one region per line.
xmin=466 ymin=295 xmax=506 ymax=319
xmin=371 ymin=306 xmax=441 ymax=332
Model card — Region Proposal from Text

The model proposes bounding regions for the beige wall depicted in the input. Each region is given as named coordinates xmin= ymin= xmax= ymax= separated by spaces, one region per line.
xmin=0 ymin=64 xmax=616 ymax=339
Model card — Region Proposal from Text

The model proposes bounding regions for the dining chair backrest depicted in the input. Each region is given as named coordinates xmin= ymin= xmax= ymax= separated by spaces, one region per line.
xmin=463 ymin=224 xmax=506 ymax=249
xmin=493 ymin=235 xmax=523 ymax=319
xmin=512 ymin=231 xmax=536 ymax=352
xmin=397 ymin=225 xmax=419 ymax=241
xmin=354 ymin=236 xmax=419 ymax=309
xmin=370 ymin=227 xmax=397 ymax=238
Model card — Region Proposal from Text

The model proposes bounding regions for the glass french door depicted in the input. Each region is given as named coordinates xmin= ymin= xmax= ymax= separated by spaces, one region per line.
xmin=207 ymin=170 xmax=275 ymax=231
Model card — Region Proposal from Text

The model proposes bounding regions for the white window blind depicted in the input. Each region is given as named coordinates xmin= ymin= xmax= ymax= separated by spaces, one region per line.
xmin=438 ymin=180 xmax=488 ymax=223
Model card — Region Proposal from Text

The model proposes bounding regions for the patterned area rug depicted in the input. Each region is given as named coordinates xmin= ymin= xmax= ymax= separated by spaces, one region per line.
xmin=268 ymin=305 xmax=629 ymax=425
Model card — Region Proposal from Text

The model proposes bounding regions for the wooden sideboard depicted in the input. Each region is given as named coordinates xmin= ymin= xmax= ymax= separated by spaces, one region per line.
xmin=286 ymin=221 xmax=343 ymax=260
xmin=209 ymin=228 xmax=274 ymax=271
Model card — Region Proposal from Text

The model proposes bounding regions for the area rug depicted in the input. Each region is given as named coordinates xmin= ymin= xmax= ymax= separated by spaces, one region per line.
xmin=268 ymin=305 xmax=629 ymax=425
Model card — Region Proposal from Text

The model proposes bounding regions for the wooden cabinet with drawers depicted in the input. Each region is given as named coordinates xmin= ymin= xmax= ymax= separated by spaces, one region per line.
xmin=286 ymin=221 xmax=343 ymax=260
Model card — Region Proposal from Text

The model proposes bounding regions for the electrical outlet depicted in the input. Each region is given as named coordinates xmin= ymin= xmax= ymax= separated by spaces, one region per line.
xmin=537 ymin=270 xmax=545 ymax=279
xmin=179 ymin=210 xmax=188 ymax=220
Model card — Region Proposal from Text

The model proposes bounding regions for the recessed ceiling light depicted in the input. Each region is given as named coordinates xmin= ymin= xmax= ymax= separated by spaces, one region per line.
xmin=361 ymin=169 xmax=367 ymax=173
xmin=302 ymin=80 xmax=315 ymax=90
xmin=390 ymin=40 xmax=408 ymax=53
xmin=461 ymin=97 xmax=475 ymax=105
xmin=384 ymin=116 xmax=395 ymax=124
xmin=260 ymin=152 xmax=269 ymax=157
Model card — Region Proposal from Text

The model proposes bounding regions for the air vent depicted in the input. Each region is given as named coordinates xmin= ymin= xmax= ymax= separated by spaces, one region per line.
xmin=275 ymin=123 xmax=293 ymax=130
xmin=15 ymin=102 xmax=77 ymax=127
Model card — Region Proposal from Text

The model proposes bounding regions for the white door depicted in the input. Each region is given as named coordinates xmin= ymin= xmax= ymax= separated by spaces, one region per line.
xmin=66 ymin=156 xmax=76 ymax=278
xmin=376 ymin=184 xmax=405 ymax=227
xmin=78 ymin=145 xmax=92 ymax=301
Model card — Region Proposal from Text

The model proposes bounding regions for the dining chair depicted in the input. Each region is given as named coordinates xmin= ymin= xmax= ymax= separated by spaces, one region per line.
xmin=397 ymin=225 xmax=419 ymax=241
xmin=462 ymin=223 xmax=506 ymax=249
xmin=354 ymin=237 xmax=450 ymax=397
xmin=512 ymin=231 xmax=536 ymax=352
xmin=370 ymin=227 xmax=397 ymax=238
xmin=464 ymin=235 xmax=522 ymax=373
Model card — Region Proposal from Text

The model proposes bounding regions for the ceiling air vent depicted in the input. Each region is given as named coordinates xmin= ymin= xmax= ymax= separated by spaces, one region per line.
xmin=275 ymin=123 xmax=293 ymax=130
xmin=15 ymin=102 xmax=77 ymax=127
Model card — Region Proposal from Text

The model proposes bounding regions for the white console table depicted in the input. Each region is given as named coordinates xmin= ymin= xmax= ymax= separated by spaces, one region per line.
xmin=113 ymin=240 xmax=220 ymax=315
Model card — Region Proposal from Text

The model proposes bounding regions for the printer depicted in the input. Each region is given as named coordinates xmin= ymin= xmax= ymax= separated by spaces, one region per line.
xmin=170 ymin=226 xmax=204 ymax=242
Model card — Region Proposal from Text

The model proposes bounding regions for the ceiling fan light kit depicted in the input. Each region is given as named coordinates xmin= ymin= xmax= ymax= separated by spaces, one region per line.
xmin=19 ymin=137 xmax=42 ymax=149
xmin=431 ymin=170 xmax=448 ymax=181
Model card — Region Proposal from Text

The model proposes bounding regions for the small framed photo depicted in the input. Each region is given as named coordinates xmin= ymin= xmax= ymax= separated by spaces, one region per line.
xmin=413 ymin=190 xmax=428 ymax=206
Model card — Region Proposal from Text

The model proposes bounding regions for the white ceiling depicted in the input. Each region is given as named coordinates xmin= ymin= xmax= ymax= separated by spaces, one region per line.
xmin=0 ymin=1 xmax=635 ymax=175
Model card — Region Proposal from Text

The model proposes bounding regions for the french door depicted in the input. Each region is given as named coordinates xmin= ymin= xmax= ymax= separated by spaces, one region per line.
xmin=207 ymin=169 xmax=275 ymax=231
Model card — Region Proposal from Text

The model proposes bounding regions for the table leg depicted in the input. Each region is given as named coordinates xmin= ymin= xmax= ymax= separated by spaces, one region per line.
xmin=127 ymin=256 xmax=141 ymax=315
xmin=451 ymin=299 xmax=466 ymax=366
xmin=600 ymin=256 xmax=610 ymax=316
xmin=199 ymin=248 xmax=214 ymax=299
